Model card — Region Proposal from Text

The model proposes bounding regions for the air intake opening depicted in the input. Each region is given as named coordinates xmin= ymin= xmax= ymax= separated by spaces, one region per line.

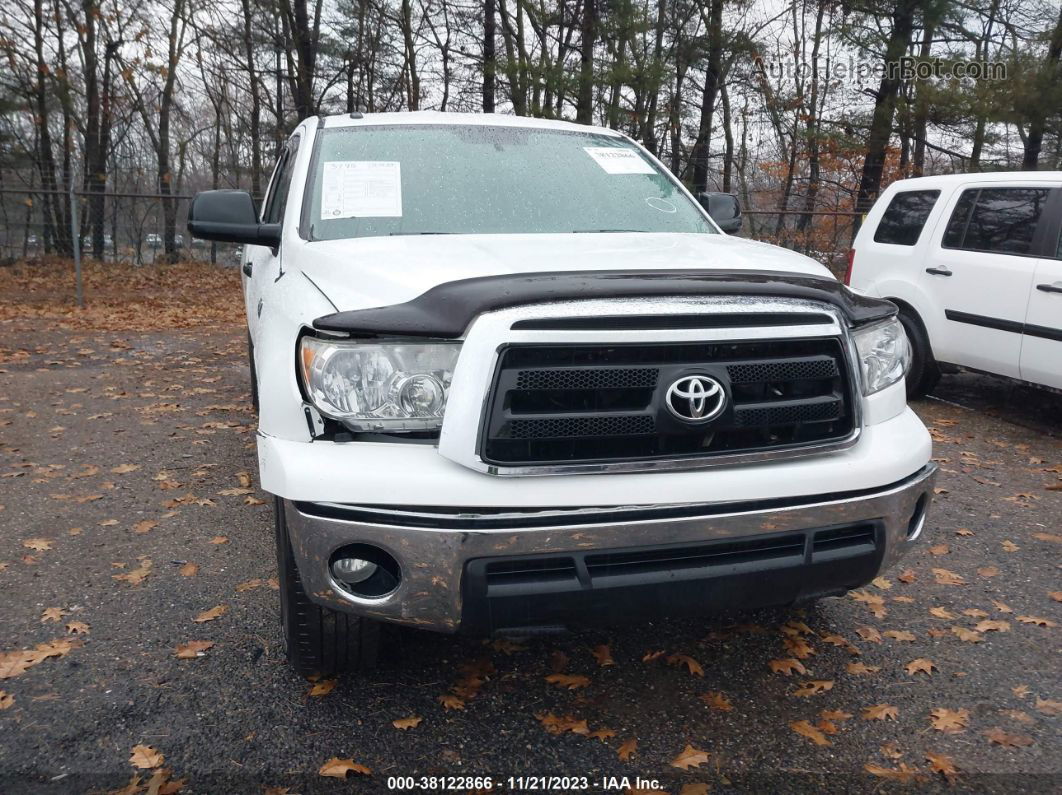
xmin=906 ymin=494 xmax=928 ymax=540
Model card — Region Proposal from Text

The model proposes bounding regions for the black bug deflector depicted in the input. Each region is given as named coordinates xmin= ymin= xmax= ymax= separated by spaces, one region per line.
xmin=311 ymin=270 xmax=898 ymax=338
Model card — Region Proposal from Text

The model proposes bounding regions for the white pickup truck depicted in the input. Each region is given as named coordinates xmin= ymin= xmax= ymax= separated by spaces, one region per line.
xmin=188 ymin=112 xmax=936 ymax=675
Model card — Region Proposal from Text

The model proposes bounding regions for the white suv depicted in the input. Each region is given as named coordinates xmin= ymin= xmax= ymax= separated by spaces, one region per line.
xmin=849 ymin=172 xmax=1062 ymax=396
xmin=187 ymin=112 xmax=935 ymax=674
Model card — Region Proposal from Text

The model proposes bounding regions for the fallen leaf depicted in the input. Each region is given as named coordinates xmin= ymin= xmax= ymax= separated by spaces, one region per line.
xmin=437 ymin=694 xmax=464 ymax=710
xmin=642 ymin=650 xmax=666 ymax=663
xmin=769 ymin=658 xmax=807 ymax=676
xmin=617 ymin=738 xmax=637 ymax=761
xmin=308 ymin=679 xmax=336 ymax=697
xmin=129 ymin=745 xmax=164 ymax=769
xmin=21 ymin=538 xmax=52 ymax=552
xmin=906 ymin=658 xmax=936 ymax=676
xmin=179 ymin=562 xmax=198 ymax=577
xmin=208 ymin=536 xmax=228 ymax=545
xmin=678 ymin=784 xmax=709 ymax=795
xmin=929 ymin=707 xmax=969 ymax=733
xmin=392 ymin=716 xmax=422 ymax=730
xmin=790 ymin=719 xmax=831 ymax=746
xmin=667 ymin=653 xmax=704 ymax=676
xmin=1034 ymin=698 xmax=1062 ymax=716
xmin=863 ymin=704 xmax=898 ymax=721
xmin=992 ymin=600 xmax=1013 ymax=613
xmin=670 ymin=743 xmax=709 ymax=770
xmin=928 ymin=544 xmax=949 ymax=556
xmin=897 ymin=569 xmax=917 ymax=584
xmin=175 ymin=641 xmax=214 ymax=659
xmin=545 ymin=673 xmax=590 ymax=690
xmin=1016 ymin=615 xmax=1056 ymax=627
xmin=193 ymin=605 xmax=227 ymax=623
xmin=66 ymin=621 xmax=90 ymax=635
xmin=929 ymin=606 xmax=955 ymax=619
xmin=1001 ymin=540 xmax=1019 ymax=552
xmin=951 ymin=626 xmax=983 ymax=643
xmin=111 ymin=464 xmax=140 ymax=474
xmin=963 ymin=608 xmax=989 ymax=618
xmin=977 ymin=566 xmax=1000 ymax=578
xmin=591 ymin=644 xmax=614 ymax=667
xmin=793 ymin=680 xmax=834 ymax=697
xmin=534 ymin=712 xmax=588 ymax=735
xmin=925 ymin=752 xmax=959 ymax=783
xmin=974 ymin=619 xmax=1009 ymax=633
xmin=0 ymin=690 xmax=13 ymax=710
xmin=847 ymin=662 xmax=881 ymax=676
xmin=884 ymin=630 xmax=916 ymax=642
xmin=984 ymin=727 xmax=1034 ymax=748
xmin=318 ymin=757 xmax=371 ymax=778
xmin=855 ymin=626 xmax=882 ymax=642
xmin=872 ymin=576 xmax=892 ymax=590
xmin=133 ymin=520 xmax=157 ymax=534
xmin=1013 ymin=685 xmax=1030 ymax=699
xmin=932 ymin=568 xmax=965 ymax=586
xmin=880 ymin=741 xmax=902 ymax=760
xmin=41 ymin=607 xmax=67 ymax=623
xmin=700 ymin=691 xmax=732 ymax=711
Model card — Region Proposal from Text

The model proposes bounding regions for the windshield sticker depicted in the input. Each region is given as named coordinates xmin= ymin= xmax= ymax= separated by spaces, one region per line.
xmin=584 ymin=147 xmax=655 ymax=175
xmin=320 ymin=161 xmax=402 ymax=219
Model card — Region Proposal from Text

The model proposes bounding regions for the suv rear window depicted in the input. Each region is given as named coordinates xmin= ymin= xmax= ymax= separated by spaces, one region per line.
xmin=942 ymin=187 xmax=1051 ymax=255
xmin=873 ymin=190 xmax=939 ymax=245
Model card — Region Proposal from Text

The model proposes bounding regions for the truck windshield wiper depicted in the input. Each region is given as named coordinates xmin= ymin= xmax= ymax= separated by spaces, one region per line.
xmin=573 ymin=228 xmax=651 ymax=233
xmin=389 ymin=231 xmax=455 ymax=236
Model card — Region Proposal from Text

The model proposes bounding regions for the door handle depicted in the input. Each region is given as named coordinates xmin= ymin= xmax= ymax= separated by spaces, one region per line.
xmin=1036 ymin=282 xmax=1062 ymax=294
xmin=925 ymin=267 xmax=952 ymax=277
xmin=242 ymin=262 xmax=253 ymax=277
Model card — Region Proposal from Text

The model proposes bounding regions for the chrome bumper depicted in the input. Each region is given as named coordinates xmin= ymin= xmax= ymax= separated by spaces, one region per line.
xmin=283 ymin=464 xmax=937 ymax=632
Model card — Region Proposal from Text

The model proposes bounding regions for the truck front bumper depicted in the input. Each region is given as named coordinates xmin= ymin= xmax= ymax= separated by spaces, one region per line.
xmin=283 ymin=463 xmax=936 ymax=633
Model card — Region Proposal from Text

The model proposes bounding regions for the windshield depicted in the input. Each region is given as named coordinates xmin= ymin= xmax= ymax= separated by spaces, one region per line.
xmin=304 ymin=124 xmax=716 ymax=239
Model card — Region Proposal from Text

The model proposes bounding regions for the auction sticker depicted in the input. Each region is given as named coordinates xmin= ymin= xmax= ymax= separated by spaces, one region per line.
xmin=320 ymin=160 xmax=402 ymax=218
xmin=584 ymin=147 xmax=655 ymax=175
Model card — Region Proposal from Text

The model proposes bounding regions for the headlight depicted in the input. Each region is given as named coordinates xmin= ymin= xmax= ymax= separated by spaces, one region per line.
xmin=852 ymin=318 xmax=910 ymax=395
xmin=299 ymin=336 xmax=460 ymax=431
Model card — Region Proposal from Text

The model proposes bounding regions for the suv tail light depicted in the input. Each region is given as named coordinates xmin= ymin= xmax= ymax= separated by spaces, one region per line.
xmin=843 ymin=249 xmax=855 ymax=285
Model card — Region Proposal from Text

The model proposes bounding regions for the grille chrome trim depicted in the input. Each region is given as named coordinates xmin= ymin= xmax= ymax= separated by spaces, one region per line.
xmin=436 ymin=297 xmax=863 ymax=476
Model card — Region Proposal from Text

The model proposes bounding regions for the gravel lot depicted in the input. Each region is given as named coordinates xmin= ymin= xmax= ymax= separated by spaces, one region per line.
xmin=1 ymin=293 xmax=1060 ymax=793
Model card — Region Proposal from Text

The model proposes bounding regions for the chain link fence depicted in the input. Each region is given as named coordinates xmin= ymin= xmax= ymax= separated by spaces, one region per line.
xmin=0 ymin=187 xmax=246 ymax=267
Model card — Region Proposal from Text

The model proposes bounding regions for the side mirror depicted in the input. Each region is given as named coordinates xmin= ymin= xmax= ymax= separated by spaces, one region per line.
xmin=187 ymin=190 xmax=281 ymax=247
xmin=698 ymin=191 xmax=742 ymax=234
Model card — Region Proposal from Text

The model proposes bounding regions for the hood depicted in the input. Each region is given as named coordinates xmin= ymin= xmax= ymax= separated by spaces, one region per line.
xmin=295 ymin=232 xmax=834 ymax=312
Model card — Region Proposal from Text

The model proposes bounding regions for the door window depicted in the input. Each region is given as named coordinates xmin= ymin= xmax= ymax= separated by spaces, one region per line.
xmin=942 ymin=187 xmax=1050 ymax=256
xmin=873 ymin=190 xmax=939 ymax=245
xmin=262 ymin=136 xmax=301 ymax=225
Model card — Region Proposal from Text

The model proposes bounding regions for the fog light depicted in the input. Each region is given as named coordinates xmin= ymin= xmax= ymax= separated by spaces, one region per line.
xmin=331 ymin=557 xmax=378 ymax=584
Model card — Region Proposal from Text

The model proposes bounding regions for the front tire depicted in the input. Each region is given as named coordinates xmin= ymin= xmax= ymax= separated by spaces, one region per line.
xmin=274 ymin=497 xmax=380 ymax=675
xmin=898 ymin=309 xmax=940 ymax=399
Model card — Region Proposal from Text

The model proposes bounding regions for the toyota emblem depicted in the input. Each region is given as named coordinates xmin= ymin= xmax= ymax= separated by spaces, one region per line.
xmin=665 ymin=375 xmax=727 ymax=422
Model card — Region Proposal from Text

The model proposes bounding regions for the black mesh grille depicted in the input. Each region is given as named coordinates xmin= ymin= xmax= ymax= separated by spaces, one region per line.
xmin=506 ymin=415 xmax=656 ymax=440
xmin=727 ymin=357 xmax=837 ymax=384
xmin=481 ymin=337 xmax=855 ymax=466
xmin=516 ymin=367 xmax=659 ymax=390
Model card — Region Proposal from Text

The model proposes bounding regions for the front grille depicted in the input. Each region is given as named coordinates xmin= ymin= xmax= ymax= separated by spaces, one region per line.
xmin=480 ymin=337 xmax=855 ymax=466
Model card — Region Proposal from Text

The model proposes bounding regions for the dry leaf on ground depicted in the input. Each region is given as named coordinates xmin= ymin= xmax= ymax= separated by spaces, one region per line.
xmin=670 ymin=744 xmax=709 ymax=770
xmin=318 ymin=757 xmax=371 ymax=778
xmin=129 ymin=745 xmax=164 ymax=769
